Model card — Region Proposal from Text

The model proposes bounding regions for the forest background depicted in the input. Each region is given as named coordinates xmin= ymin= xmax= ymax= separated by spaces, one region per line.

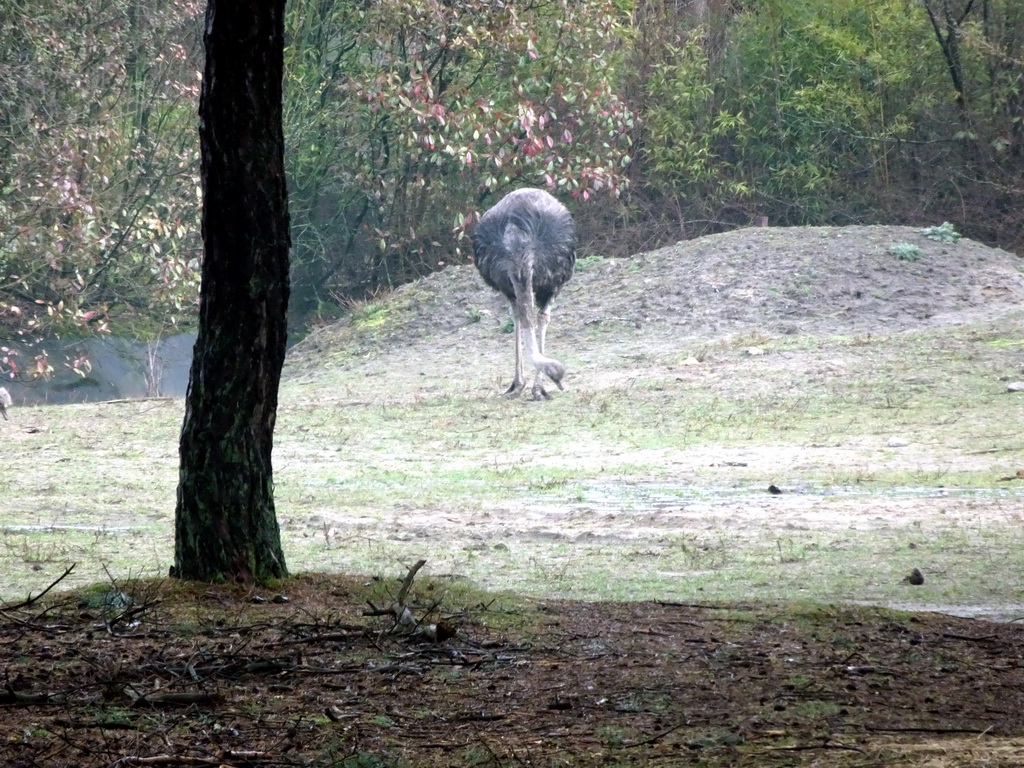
xmin=1 ymin=0 xmax=1021 ymax=377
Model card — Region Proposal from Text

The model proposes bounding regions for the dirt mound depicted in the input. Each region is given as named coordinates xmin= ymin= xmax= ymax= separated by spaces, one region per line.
xmin=291 ymin=224 xmax=1024 ymax=365
xmin=578 ymin=224 xmax=1024 ymax=337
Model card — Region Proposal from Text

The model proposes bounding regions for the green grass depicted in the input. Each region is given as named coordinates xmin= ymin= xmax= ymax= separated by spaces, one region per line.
xmin=350 ymin=302 xmax=390 ymax=328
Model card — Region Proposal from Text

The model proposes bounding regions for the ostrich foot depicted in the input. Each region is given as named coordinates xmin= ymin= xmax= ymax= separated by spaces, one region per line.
xmin=504 ymin=379 xmax=527 ymax=398
xmin=530 ymin=381 xmax=552 ymax=400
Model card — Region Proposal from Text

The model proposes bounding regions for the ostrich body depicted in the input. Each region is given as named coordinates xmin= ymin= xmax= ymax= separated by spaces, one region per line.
xmin=473 ymin=188 xmax=577 ymax=399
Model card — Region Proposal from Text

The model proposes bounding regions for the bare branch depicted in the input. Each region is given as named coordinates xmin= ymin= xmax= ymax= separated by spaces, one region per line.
xmin=0 ymin=564 xmax=76 ymax=612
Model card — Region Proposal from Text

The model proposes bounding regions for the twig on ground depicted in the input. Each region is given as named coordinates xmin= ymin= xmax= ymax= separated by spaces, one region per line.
xmin=0 ymin=564 xmax=76 ymax=612
xmin=0 ymin=689 xmax=59 ymax=705
xmin=265 ymin=629 xmax=365 ymax=646
xmin=864 ymin=725 xmax=991 ymax=734
xmin=759 ymin=741 xmax=866 ymax=754
xmin=52 ymin=719 xmax=144 ymax=731
xmin=941 ymin=631 xmax=998 ymax=641
xmin=99 ymin=397 xmax=175 ymax=405
xmin=363 ymin=559 xmax=428 ymax=633
xmin=622 ymin=720 xmax=690 ymax=748
xmin=109 ymin=752 xmax=277 ymax=766
xmin=395 ymin=558 xmax=426 ymax=605
xmin=131 ymin=692 xmax=222 ymax=708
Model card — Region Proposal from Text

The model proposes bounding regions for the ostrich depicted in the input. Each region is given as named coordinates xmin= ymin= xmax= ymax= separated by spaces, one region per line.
xmin=472 ymin=188 xmax=577 ymax=399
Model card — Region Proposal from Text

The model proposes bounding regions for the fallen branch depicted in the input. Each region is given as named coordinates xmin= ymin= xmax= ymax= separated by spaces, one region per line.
xmin=396 ymin=559 xmax=426 ymax=605
xmin=363 ymin=559 xmax=427 ymax=632
xmin=654 ymin=600 xmax=744 ymax=611
xmin=105 ymin=599 xmax=164 ymax=635
xmin=99 ymin=397 xmax=176 ymax=405
xmin=941 ymin=631 xmax=998 ymax=642
xmin=864 ymin=725 xmax=991 ymax=735
xmin=131 ymin=692 xmax=222 ymax=708
xmin=111 ymin=757 xmax=221 ymax=767
xmin=110 ymin=752 xmax=277 ymax=766
xmin=0 ymin=689 xmax=59 ymax=705
xmin=622 ymin=720 xmax=690 ymax=749
xmin=52 ymin=718 xmax=143 ymax=731
xmin=450 ymin=711 xmax=507 ymax=722
xmin=264 ymin=627 xmax=367 ymax=647
xmin=758 ymin=742 xmax=866 ymax=754
xmin=0 ymin=564 xmax=76 ymax=612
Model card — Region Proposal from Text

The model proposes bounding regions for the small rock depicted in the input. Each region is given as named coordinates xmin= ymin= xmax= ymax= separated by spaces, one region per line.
xmin=434 ymin=619 xmax=458 ymax=642
xmin=746 ymin=347 xmax=766 ymax=356
xmin=547 ymin=698 xmax=574 ymax=711
xmin=767 ymin=484 xmax=783 ymax=495
xmin=887 ymin=436 xmax=910 ymax=448
xmin=681 ymin=356 xmax=700 ymax=366
xmin=1007 ymin=381 xmax=1024 ymax=392
xmin=905 ymin=568 xmax=925 ymax=586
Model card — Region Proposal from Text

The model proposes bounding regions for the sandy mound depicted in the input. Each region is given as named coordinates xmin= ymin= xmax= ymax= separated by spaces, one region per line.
xmin=291 ymin=224 xmax=1024 ymax=366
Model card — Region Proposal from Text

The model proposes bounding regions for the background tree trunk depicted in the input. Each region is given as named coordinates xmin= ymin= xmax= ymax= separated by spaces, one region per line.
xmin=174 ymin=0 xmax=290 ymax=583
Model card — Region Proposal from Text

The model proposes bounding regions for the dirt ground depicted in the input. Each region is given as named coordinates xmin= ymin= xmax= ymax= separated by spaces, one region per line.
xmin=4 ymin=223 xmax=1024 ymax=766
xmin=4 ymin=573 xmax=1024 ymax=768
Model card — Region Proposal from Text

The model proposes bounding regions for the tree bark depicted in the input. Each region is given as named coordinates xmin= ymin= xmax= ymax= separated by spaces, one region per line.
xmin=174 ymin=0 xmax=290 ymax=583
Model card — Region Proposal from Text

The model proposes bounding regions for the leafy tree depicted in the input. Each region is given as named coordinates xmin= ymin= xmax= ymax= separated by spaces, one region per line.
xmin=0 ymin=0 xmax=203 ymax=378
xmin=916 ymin=0 xmax=1024 ymax=245
xmin=282 ymin=0 xmax=636 ymax=319
xmin=633 ymin=0 xmax=1024 ymax=248
xmin=642 ymin=0 xmax=935 ymax=227
xmin=3 ymin=0 xmax=1022 ymax=351
xmin=174 ymin=0 xmax=289 ymax=584
xmin=643 ymin=26 xmax=751 ymax=227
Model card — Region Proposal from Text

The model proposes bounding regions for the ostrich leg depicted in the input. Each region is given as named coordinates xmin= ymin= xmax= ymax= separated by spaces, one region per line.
xmin=530 ymin=307 xmax=561 ymax=400
xmin=505 ymin=315 xmax=527 ymax=397
xmin=511 ymin=275 xmax=563 ymax=401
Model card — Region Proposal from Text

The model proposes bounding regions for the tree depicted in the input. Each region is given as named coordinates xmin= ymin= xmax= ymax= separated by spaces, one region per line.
xmin=174 ymin=0 xmax=290 ymax=583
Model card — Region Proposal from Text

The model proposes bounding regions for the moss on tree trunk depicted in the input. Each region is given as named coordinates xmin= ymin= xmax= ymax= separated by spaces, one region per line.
xmin=174 ymin=0 xmax=290 ymax=583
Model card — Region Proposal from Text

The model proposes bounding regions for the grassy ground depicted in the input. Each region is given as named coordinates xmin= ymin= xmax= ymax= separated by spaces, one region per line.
xmin=3 ymin=316 xmax=1022 ymax=619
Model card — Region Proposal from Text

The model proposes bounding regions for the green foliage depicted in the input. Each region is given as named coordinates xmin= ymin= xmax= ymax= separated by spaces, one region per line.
xmin=888 ymin=242 xmax=922 ymax=261
xmin=921 ymin=222 xmax=962 ymax=243
xmin=641 ymin=1 xmax=938 ymax=226
xmin=644 ymin=29 xmax=751 ymax=216
xmin=633 ymin=0 xmax=1024 ymax=247
xmin=349 ymin=302 xmax=389 ymax=329
xmin=282 ymin=0 xmax=637 ymax=318
xmin=574 ymin=254 xmax=604 ymax=272
xmin=0 ymin=0 xmax=203 ymax=371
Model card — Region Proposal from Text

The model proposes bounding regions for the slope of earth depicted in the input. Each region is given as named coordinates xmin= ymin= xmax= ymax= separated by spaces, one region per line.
xmin=3 ymin=224 xmax=1022 ymax=619
xmin=291 ymin=224 xmax=1024 ymax=360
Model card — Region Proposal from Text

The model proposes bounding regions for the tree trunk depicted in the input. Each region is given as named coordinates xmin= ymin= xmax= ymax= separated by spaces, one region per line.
xmin=174 ymin=0 xmax=290 ymax=583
